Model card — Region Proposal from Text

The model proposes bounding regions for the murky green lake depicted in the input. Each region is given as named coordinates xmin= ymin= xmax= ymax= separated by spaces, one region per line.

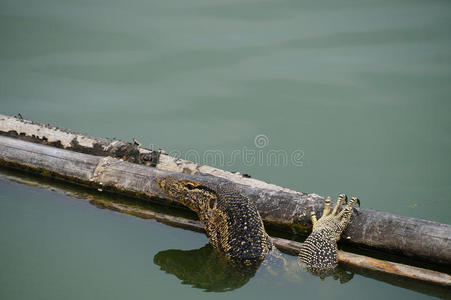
xmin=1 ymin=0 xmax=450 ymax=299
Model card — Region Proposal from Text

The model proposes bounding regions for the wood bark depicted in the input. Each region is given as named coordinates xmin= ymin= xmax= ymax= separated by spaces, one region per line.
xmin=0 ymin=114 xmax=450 ymax=267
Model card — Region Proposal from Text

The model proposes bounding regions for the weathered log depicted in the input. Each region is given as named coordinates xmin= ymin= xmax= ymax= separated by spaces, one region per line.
xmin=0 ymin=168 xmax=450 ymax=294
xmin=1 ymin=114 xmax=450 ymax=267
xmin=0 ymin=114 xmax=296 ymax=192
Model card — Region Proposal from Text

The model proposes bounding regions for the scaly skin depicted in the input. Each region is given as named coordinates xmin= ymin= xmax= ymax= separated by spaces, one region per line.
xmin=299 ymin=194 xmax=359 ymax=276
xmin=157 ymin=174 xmax=272 ymax=263
xmin=158 ymin=174 xmax=358 ymax=275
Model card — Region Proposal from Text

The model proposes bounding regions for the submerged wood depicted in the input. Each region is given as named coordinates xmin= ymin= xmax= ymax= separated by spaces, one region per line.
xmin=0 ymin=114 xmax=450 ymax=267
xmin=89 ymin=199 xmax=451 ymax=289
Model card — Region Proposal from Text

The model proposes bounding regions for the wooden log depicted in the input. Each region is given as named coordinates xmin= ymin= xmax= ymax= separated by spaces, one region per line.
xmin=0 ymin=114 xmax=297 ymax=192
xmin=1 ymin=114 xmax=451 ymax=266
xmin=273 ymin=238 xmax=451 ymax=298
xmin=0 ymin=168 xmax=449 ymax=293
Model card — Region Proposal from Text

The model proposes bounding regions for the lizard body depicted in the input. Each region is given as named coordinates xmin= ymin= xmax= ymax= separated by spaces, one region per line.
xmin=157 ymin=174 xmax=358 ymax=273
xmin=157 ymin=174 xmax=272 ymax=263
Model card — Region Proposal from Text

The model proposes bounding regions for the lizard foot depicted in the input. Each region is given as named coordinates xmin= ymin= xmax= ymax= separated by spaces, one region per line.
xmin=299 ymin=194 xmax=359 ymax=275
xmin=310 ymin=194 xmax=359 ymax=239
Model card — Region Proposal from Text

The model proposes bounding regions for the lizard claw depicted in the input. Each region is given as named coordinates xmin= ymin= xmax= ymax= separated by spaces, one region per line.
xmin=339 ymin=194 xmax=348 ymax=205
xmin=351 ymin=197 xmax=360 ymax=207
xmin=351 ymin=197 xmax=360 ymax=215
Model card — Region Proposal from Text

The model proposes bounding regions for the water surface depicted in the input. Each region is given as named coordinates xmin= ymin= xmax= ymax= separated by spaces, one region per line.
xmin=1 ymin=0 xmax=450 ymax=298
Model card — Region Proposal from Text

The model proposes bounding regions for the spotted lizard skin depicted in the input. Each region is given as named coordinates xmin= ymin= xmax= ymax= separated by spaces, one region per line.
xmin=158 ymin=174 xmax=358 ymax=273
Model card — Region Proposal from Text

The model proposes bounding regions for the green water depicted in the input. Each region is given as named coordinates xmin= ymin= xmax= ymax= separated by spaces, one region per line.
xmin=1 ymin=0 xmax=451 ymax=298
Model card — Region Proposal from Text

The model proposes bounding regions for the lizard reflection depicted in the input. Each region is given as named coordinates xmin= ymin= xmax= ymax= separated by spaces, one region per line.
xmin=154 ymin=243 xmax=354 ymax=292
xmin=153 ymin=243 xmax=262 ymax=292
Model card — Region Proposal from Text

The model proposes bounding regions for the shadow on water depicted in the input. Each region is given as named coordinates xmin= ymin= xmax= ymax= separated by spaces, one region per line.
xmin=154 ymin=244 xmax=261 ymax=292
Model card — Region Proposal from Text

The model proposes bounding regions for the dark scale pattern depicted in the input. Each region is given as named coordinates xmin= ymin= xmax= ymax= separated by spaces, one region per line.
xmin=298 ymin=228 xmax=338 ymax=271
xmin=299 ymin=195 xmax=359 ymax=275
xmin=219 ymin=193 xmax=272 ymax=260
xmin=157 ymin=175 xmax=272 ymax=262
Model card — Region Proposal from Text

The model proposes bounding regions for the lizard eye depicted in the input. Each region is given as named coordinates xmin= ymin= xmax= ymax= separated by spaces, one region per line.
xmin=186 ymin=183 xmax=196 ymax=190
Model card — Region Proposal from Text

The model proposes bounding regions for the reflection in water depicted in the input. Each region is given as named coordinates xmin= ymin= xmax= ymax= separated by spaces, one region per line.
xmin=265 ymin=250 xmax=354 ymax=284
xmin=154 ymin=244 xmax=262 ymax=292
xmin=328 ymin=267 xmax=354 ymax=284
xmin=154 ymin=242 xmax=355 ymax=292
xmin=299 ymin=262 xmax=354 ymax=284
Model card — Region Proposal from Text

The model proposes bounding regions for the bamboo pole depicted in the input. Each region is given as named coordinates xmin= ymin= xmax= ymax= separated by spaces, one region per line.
xmin=1 ymin=114 xmax=451 ymax=267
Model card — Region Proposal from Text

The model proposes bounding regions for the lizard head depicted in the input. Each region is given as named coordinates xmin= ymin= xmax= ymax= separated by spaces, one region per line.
xmin=157 ymin=175 xmax=218 ymax=213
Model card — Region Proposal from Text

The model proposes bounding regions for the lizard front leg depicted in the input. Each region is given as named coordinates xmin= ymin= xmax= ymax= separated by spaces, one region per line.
xmin=299 ymin=194 xmax=359 ymax=276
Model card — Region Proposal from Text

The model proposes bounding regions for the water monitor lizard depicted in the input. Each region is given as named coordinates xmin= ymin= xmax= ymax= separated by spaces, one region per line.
xmin=157 ymin=174 xmax=359 ymax=275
